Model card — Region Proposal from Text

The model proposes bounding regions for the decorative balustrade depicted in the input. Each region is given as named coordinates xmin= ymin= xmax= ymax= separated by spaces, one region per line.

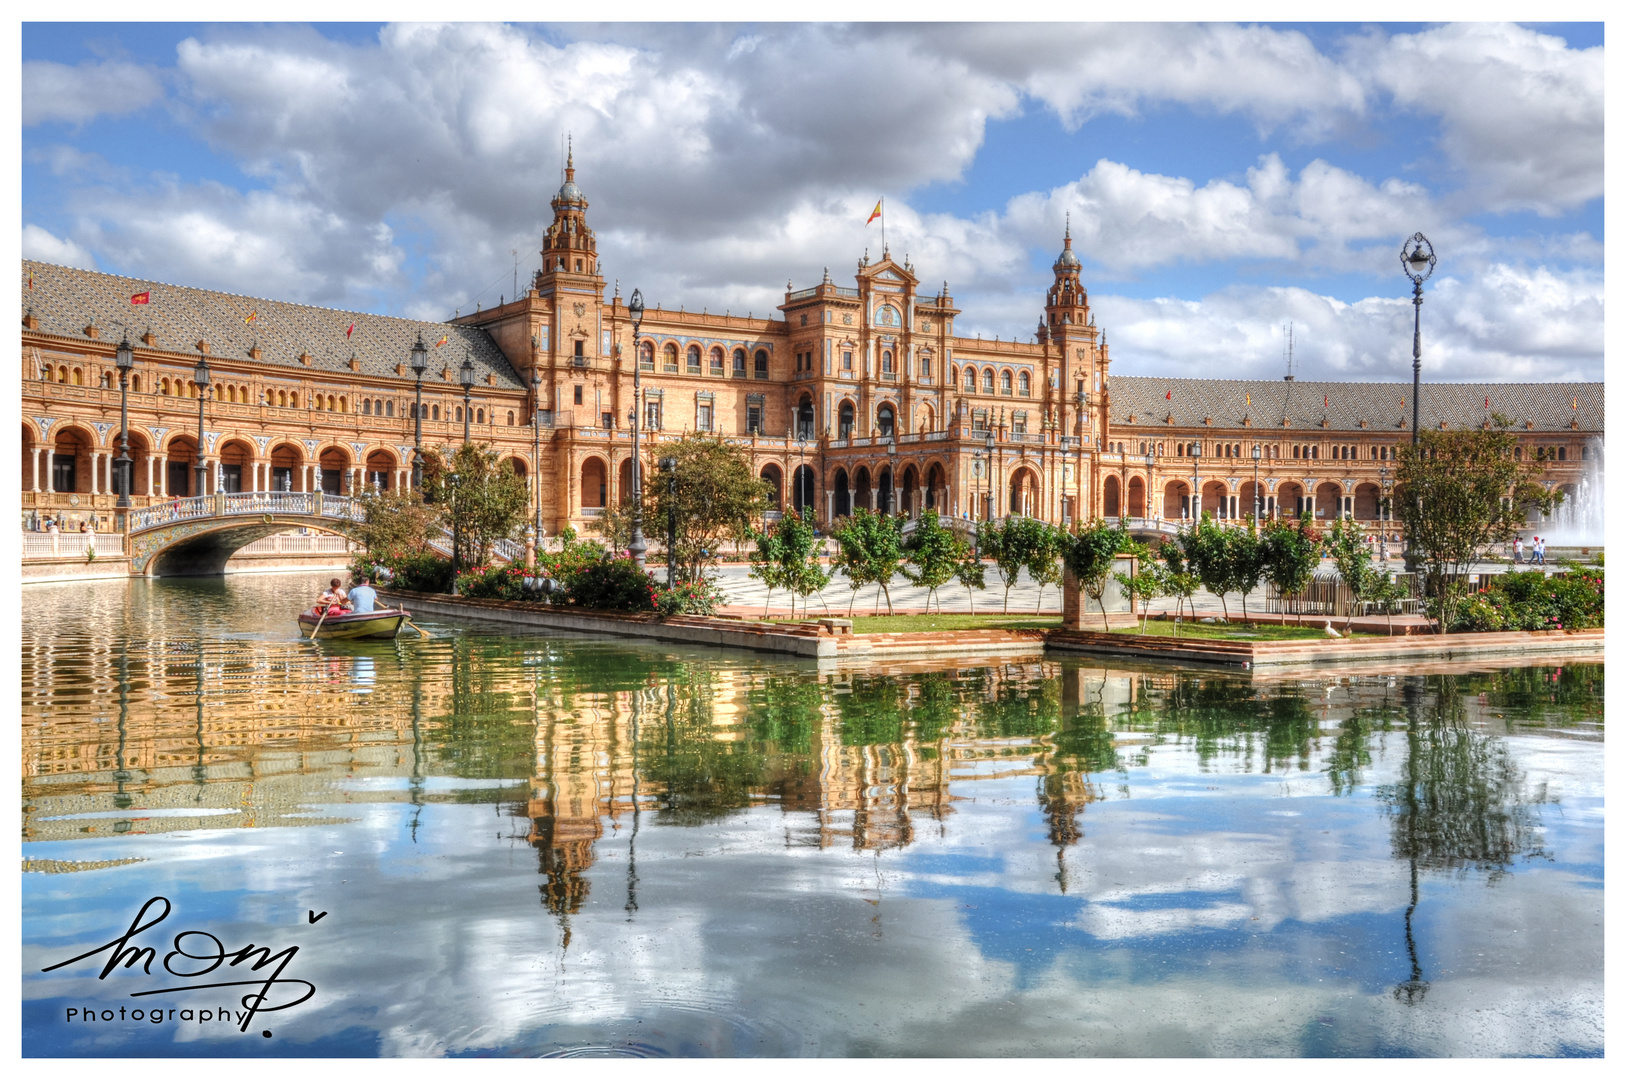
xmin=126 ymin=491 xmax=363 ymax=532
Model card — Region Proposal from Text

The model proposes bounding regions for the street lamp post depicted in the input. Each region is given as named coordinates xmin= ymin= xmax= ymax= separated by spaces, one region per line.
xmin=660 ymin=456 xmax=677 ymax=586
xmin=1251 ymin=444 xmax=1262 ymax=523
xmin=1190 ymin=443 xmax=1201 ymax=522
xmin=796 ymin=438 xmax=809 ymax=518
xmin=531 ymin=371 xmax=543 ymax=542
xmin=1145 ymin=450 xmax=1156 ymax=525
xmin=192 ymin=352 xmax=211 ymax=497
xmin=1379 ymin=465 xmax=1390 ymax=564
xmin=410 ymin=334 xmax=428 ymax=490
xmin=447 ymin=472 xmax=462 ymax=594
xmin=1401 ymin=233 xmax=1436 ymax=450
xmin=459 ymin=353 xmax=475 ymax=444
xmin=985 ymin=430 xmax=996 ymax=523
xmin=114 ymin=335 xmax=134 ymax=509
xmin=627 ymin=290 xmax=648 ymax=570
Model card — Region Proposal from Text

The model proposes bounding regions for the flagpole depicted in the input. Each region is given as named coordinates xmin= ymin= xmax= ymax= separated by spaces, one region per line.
xmin=881 ymin=198 xmax=886 ymax=253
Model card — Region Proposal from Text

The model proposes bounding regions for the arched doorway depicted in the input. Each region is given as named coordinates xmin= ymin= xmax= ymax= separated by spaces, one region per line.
xmin=900 ymin=464 xmax=920 ymax=516
xmin=218 ymin=438 xmax=254 ymax=494
xmin=1239 ymin=480 xmax=1265 ymax=521
xmin=833 ymin=468 xmax=851 ymax=517
xmin=876 ymin=404 xmax=895 ymax=439
xmin=1277 ymin=481 xmax=1305 ymax=518
xmin=1315 ymin=481 xmax=1344 ymax=521
xmin=111 ymin=430 xmax=153 ymax=497
xmin=838 ymin=400 xmax=856 ymax=440
xmin=854 ymin=466 xmax=873 ymax=512
xmin=267 ymin=441 xmax=302 ymax=494
xmin=1103 ymin=474 xmax=1120 ymax=518
xmin=580 ymin=457 xmax=607 ymax=510
xmin=1127 ymin=475 xmax=1146 ymax=518
xmin=1163 ymin=480 xmax=1190 ymax=519
xmin=318 ymin=447 xmax=351 ymax=495
xmin=166 ymin=435 xmax=200 ymax=497
xmin=796 ymin=396 xmax=815 ymax=440
xmin=51 ymin=426 xmax=94 ymax=494
xmin=619 ymin=458 xmax=634 ymax=505
xmin=1009 ymin=467 xmax=1039 ymax=516
xmin=877 ymin=466 xmax=894 ymax=513
xmin=1201 ymin=480 xmax=1230 ymax=518
xmin=366 ymin=450 xmax=399 ymax=492
xmin=761 ymin=464 xmax=783 ymax=510
xmin=1353 ymin=482 xmax=1381 ymax=520
xmin=925 ymin=463 xmax=946 ymax=510
xmin=792 ymin=464 xmax=816 ymax=514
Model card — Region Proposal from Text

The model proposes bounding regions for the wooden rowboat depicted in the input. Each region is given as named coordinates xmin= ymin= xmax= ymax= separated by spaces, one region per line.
xmin=297 ymin=608 xmax=409 ymax=640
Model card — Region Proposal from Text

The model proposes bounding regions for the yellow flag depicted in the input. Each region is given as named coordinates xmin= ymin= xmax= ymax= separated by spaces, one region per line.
xmin=866 ymin=199 xmax=882 ymax=225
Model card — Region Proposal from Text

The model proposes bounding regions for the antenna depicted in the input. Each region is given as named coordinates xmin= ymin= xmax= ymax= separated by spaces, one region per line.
xmin=1282 ymin=321 xmax=1295 ymax=382
xmin=512 ymin=249 xmax=519 ymax=299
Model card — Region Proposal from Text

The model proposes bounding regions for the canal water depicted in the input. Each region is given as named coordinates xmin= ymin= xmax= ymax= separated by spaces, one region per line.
xmin=21 ymin=572 xmax=1603 ymax=1057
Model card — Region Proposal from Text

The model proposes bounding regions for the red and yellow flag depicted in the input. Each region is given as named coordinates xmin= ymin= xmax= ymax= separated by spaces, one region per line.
xmin=1245 ymin=392 xmax=1251 ymax=406
xmin=130 ymin=291 xmax=150 ymax=305
xmin=1324 ymin=393 xmax=1330 ymax=409
xmin=27 ymin=270 xmax=33 ymax=290
xmin=244 ymin=310 xmax=257 ymax=325
xmin=866 ymin=199 xmax=882 ymax=225
xmin=435 ymin=333 xmax=448 ymax=348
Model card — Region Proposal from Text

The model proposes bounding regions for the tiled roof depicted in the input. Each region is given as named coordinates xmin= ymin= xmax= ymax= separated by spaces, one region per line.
xmin=21 ymin=260 xmax=522 ymax=389
xmin=1108 ymin=376 xmax=1602 ymax=435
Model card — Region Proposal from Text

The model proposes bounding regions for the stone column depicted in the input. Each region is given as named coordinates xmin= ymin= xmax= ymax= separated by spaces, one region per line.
xmin=145 ymin=456 xmax=154 ymax=497
xmin=155 ymin=455 xmax=166 ymax=496
xmin=90 ymin=452 xmax=99 ymax=495
xmin=30 ymin=447 xmax=40 ymax=492
xmin=825 ymin=490 xmax=834 ymax=523
xmin=45 ymin=450 xmax=54 ymax=493
xmin=916 ymin=487 xmax=925 ymax=519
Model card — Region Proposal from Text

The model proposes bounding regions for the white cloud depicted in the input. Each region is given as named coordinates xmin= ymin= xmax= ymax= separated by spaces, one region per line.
xmin=1358 ymin=23 xmax=1604 ymax=215
xmin=21 ymin=59 xmax=164 ymax=125
xmin=21 ymin=225 xmax=96 ymax=270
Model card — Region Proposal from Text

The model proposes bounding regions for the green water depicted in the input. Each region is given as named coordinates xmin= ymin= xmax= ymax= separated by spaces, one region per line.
xmin=21 ymin=572 xmax=1604 ymax=1056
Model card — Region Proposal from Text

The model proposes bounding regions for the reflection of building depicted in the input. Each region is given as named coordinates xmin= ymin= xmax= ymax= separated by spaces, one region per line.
xmin=22 ymin=150 xmax=1601 ymax=543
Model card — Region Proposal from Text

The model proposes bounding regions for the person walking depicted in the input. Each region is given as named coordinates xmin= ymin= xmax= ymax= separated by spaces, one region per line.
xmin=1534 ymin=536 xmax=1546 ymax=566
xmin=1513 ymin=536 xmax=1523 ymax=564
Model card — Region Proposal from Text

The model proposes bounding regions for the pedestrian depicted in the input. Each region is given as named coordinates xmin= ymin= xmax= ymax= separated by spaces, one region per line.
xmin=1535 ymin=536 xmax=1547 ymax=566
xmin=1513 ymin=536 xmax=1523 ymax=564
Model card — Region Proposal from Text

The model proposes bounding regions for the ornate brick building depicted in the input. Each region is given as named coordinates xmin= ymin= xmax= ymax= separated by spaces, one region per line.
xmin=20 ymin=154 xmax=1603 ymax=545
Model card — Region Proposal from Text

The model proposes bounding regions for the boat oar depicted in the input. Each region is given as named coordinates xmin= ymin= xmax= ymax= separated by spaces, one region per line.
xmin=402 ymin=614 xmax=432 ymax=638
xmin=308 ymin=607 xmax=329 ymax=640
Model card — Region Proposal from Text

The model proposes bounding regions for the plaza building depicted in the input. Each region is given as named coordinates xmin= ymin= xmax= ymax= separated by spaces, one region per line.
xmin=20 ymin=153 xmax=1603 ymax=548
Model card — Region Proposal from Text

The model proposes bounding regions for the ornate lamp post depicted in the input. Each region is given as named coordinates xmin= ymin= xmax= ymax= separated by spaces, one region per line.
xmin=459 ymin=353 xmax=475 ymax=444
xmin=410 ymin=333 xmax=428 ymax=489
xmin=660 ymin=455 xmax=678 ymax=586
xmin=1145 ymin=449 xmax=1156 ymax=524
xmin=1401 ymin=233 xmax=1434 ymax=570
xmin=532 ymin=370 xmax=543 ymax=542
xmin=447 ymin=471 xmax=462 ymax=594
xmin=114 ymin=335 xmax=134 ymax=509
xmin=1252 ymin=444 xmax=1262 ymax=523
xmin=192 ymin=352 xmax=211 ymax=497
xmin=985 ymin=430 xmax=996 ymax=523
xmin=626 ymin=289 xmax=648 ymax=570
xmin=1190 ymin=443 xmax=1201 ymax=522
xmin=1379 ymin=465 xmax=1391 ymax=564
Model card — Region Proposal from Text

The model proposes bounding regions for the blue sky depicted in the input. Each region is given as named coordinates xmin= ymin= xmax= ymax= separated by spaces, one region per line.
xmin=21 ymin=21 xmax=1604 ymax=382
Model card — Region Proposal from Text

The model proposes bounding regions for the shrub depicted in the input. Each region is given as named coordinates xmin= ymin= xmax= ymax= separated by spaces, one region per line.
xmin=456 ymin=564 xmax=529 ymax=601
xmin=656 ymin=575 xmax=727 ymax=616
xmin=564 ymin=557 xmax=659 ymax=612
xmin=1444 ymin=568 xmax=1603 ymax=632
xmin=360 ymin=551 xmax=453 ymax=593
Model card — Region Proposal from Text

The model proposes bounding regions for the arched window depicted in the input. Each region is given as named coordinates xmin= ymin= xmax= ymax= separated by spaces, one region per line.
xmin=663 ymin=343 xmax=678 ymax=372
xmin=432 ymin=404 xmax=440 ymax=420
xmin=1018 ymin=371 xmax=1030 ymax=396
xmin=881 ymin=349 xmax=894 ymax=375
xmin=983 ymin=370 xmax=995 ymax=393
xmin=476 ymin=408 xmax=485 ymax=424
xmin=838 ymin=401 xmax=855 ymax=439
xmin=363 ymin=400 xmax=372 ymax=415
xmin=507 ymin=411 xmax=516 ymax=426
xmin=130 ymin=376 xmax=140 ymax=393
xmin=385 ymin=401 xmax=394 ymax=417
xmin=687 ymin=345 xmax=701 ymax=373
xmin=877 ymin=404 xmax=895 ymax=438
xmin=964 ymin=368 xmax=976 ymax=392
xmin=919 ymin=352 xmax=931 ymax=378
xmin=1000 ymin=371 xmax=1012 ymax=395
xmin=640 ymin=341 xmax=655 ymax=372
xmin=732 ymin=348 xmax=746 ymax=376
xmin=72 ymin=368 xmax=83 ymax=386
xmin=754 ymin=350 xmax=769 ymax=378
xmin=710 ymin=347 xmax=724 ymax=375
xmin=455 ymin=406 xmax=463 ymax=423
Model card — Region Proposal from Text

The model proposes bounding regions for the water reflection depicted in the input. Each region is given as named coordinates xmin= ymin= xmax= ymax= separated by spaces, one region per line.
xmin=19 ymin=574 xmax=1605 ymax=1057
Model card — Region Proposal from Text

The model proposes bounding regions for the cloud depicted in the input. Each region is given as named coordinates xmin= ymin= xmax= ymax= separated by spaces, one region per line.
xmin=1358 ymin=23 xmax=1604 ymax=215
xmin=22 ymin=58 xmax=164 ymax=125
xmin=21 ymin=225 xmax=96 ymax=270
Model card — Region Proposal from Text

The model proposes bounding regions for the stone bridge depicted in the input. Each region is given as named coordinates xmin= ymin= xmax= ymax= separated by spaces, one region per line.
xmin=127 ymin=491 xmax=364 ymax=576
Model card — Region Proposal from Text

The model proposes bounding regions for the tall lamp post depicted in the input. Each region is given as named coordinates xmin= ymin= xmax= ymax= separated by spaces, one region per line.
xmin=1379 ymin=465 xmax=1390 ymax=564
xmin=193 ymin=352 xmax=211 ymax=497
xmin=1190 ymin=443 xmax=1201 ymax=522
xmin=796 ymin=438 xmax=809 ymax=517
xmin=1251 ymin=444 xmax=1262 ymax=523
xmin=985 ymin=430 xmax=996 ymax=523
xmin=410 ymin=334 xmax=428 ymax=489
xmin=459 ymin=353 xmax=475 ymax=444
xmin=660 ymin=456 xmax=677 ymax=586
xmin=1401 ymin=233 xmax=1435 ymax=449
xmin=531 ymin=371 xmax=543 ymax=541
xmin=1145 ymin=450 xmax=1156 ymax=524
xmin=447 ymin=472 xmax=462 ymax=594
xmin=114 ymin=335 xmax=134 ymax=510
xmin=626 ymin=289 xmax=648 ymax=570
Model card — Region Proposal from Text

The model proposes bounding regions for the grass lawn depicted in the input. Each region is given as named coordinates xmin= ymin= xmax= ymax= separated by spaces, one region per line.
xmin=764 ymin=613 xmax=1062 ymax=633
xmin=1111 ymin=620 xmax=1373 ymax=641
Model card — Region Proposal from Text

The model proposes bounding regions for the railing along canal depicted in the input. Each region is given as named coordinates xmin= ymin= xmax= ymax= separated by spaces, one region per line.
xmin=127 ymin=491 xmax=364 ymax=532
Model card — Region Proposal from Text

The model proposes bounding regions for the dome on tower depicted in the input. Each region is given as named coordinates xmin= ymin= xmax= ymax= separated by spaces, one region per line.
xmin=1053 ymin=228 xmax=1081 ymax=271
xmin=557 ymin=178 xmax=584 ymax=203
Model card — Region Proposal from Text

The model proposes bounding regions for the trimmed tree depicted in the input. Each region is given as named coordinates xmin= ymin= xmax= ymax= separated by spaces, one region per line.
xmin=1324 ymin=516 xmax=1381 ymax=634
xmin=1259 ymin=515 xmax=1323 ymax=615
xmin=422 ymin=442 xmax=530 ymax=568
xmin=1025 ymin=520 xmax=1068 ymax=614
xmin=1065 ymin=520 xmax=1129 ymax=631
xmin=830 ymin=509 xmax=906 ymax=616
xmin=902 ymin=508 xmax=966 ymax=614
xmin=778 ymin=509 xmax=832 ymax=618
xmin=645 ymin=434 xmax=771 ymax=585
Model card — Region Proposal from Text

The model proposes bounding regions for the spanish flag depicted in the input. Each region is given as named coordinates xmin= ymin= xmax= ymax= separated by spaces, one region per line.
xmin=346 ymin=321 xmax=355 ymax=339
xmin=1245 ymin=392 xmax=1251 ymax=406
xmin=866 ymin=199 xmax=882 ymax=225
xmin=435 ymin=333 xmax=448 ymax=348
xmin=27 ymin=270 xmax=33 ymax=290
xmin=130 ymin=291 xmax=150 ymax=305
xmin=1324 ymin=393 xmax=1330 ymax=409
xmin=1573 ymin=397 xmax=1579 ymax=410
xmin=244 ymin=310 xmax=257 ymax=325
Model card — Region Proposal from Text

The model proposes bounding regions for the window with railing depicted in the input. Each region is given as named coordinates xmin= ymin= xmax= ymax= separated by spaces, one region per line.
xmin=754 ymin=350 xmax=769 ymax=378
xmin=1000 ymin=371 xmax=1013 ymax=395
xmin=881 ymin=349 xmax=894 ymax=376
xmin=663 ymin=344 xmax=678 ymax=373
xmin=687 ymin=345 xmax=701 ymax=373
xmin=733 ymin=348 xmax=746 ymax=377
xmin=645 ymin=400 xmax=662 ymax=430
xmin=1018 ymin=372 xmax=1030 ymax=396
xmin=697 ymin=403 xmax=713 ymax=431
xmin=710 ymin=347 xmax=724 ymax=376
xmin=639 ymin=341 xmax=655 ymax=372
xmin=1013 ymin=412 xmax=1027 ymax=435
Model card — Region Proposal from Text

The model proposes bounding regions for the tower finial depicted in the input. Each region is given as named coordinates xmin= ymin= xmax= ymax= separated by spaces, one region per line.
xmin=1065 ymin=210 xmax=1071 ymax=241
xmin=565 ymin=133 xmax=574 ymax=181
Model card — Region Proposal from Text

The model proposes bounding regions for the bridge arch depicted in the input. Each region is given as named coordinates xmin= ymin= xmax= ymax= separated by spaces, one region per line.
xmin=128 ymin=492 xmax=360 ymax=577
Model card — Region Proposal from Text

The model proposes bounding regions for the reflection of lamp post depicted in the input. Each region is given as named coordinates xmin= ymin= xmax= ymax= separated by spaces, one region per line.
xmin=192 ymin=352 xmax=211 ymax=497
xmin=627 ymin=289 xmax=648 ymax=570
xmin=531 ymin=370 xmax=543 ymax=541
xmin=660 ymin=455 xmax=677 ymax=586
xmin=114 ymin=335 xmax=134 ymax=509
xmin=410 ymin=334 xmax=427 ymax=489
xmin=459 ymin=353 xmax=475 ymax=444
xmin=1252 ymin=444 xmax=1262 ymax=523
xmin=447 ymin=471 xmax=462 ymax=594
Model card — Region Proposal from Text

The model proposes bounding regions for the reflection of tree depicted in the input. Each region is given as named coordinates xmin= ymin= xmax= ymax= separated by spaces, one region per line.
xmin=642 ymin=665 xmax=767 ymax=825
xmin=1114 ymin=674 xmax=1320 ymax=773
xmin=1377 ymin=673 xmax=1551 ymax=1005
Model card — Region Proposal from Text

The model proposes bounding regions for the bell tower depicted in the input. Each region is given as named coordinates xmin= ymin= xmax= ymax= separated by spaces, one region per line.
xmin=537 ymin=140 xmax=599 ymax=284
xmin=1040 ymin=220 xmax=1107 ymax=449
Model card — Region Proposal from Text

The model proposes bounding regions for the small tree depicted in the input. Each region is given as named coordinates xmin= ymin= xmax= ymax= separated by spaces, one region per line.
xmin=1225 ymin=526 xmax=1266 ymax=624
xmin=346 ymin=486 xmax=442 ymax=559
xmin=1024 ymin=521 xmax=1067 ymax=614
xmin=748 ymin=521 xmax=787 ymax=616
xmin=1065 ymin=520 xmax=1128 ymax=631
xmin=1184 ymin=513 xmax=1237 ymax=622
xmin=902 ymin=508 xmax=965 ymax=614
xmin=1259 ymin=516 xmax=1322 ymax=615
xmin=422 ymin=443 xmax=530 ymax=567
xmin=1324 ymin=516 xmax=1381 ymax=634
xmin=1396 ymin=417 xmax=1554 ymax=633
xmin=830 ymin=509 xmax=906 ymax=616
xmin=645 ymin=435 xmax=771 ymax=585
xmin=955 ymin=546 xmax=988 ymax=616
xmin=1159 ymin=540 xmax=1202 ymax=632
xmin=1111 ymin=538 xmax=1158 ymax=633
xmin=777 ymin=509 xmax=832 ymax=619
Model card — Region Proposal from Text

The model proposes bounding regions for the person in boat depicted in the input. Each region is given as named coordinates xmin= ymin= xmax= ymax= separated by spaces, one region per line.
xmin=348 ymin=574 xmax=379 ymax=614
xmin=315 ymin=578 xmax=350 ymax=617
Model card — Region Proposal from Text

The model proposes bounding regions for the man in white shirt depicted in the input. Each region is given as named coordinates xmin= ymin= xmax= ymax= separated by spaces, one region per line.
xmin=348 ymin=575 xmax=379 ymax=614
xmin=1513 ymin=536 xmax=1523 ymax=564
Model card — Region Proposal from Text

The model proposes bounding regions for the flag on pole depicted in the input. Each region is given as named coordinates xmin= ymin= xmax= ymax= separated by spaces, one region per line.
xmin=866 ymin=199 xmax=883 ymax=225
xmin=1165 ymin=389 xmax=1172 ymax=400
xmin=27 ymin=270 xmax=33 ymax=290
xmin=1245 ymin=392 xmax=1251 ymax=406
xmin=130 ymin=291 xmax=150 ymax=305
xmin=1573 ymin=397 xmax=1579 ymax=410
xmin=346 ymin=322 xmax=355 ymax=339
xmin=1324 ymin=393 xmax=1330 ymax=408
xmin=244 ymin=310 xmax=257 ymax=325
xmin=1485 ymin=396 xmax=1490 ymax=409
xmin=435 ymin=333 xmax=448 ymax=348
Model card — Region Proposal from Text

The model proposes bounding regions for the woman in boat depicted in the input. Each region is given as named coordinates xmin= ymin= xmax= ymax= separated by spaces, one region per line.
xmin=315 ymin=578 xmax=350 ymax=617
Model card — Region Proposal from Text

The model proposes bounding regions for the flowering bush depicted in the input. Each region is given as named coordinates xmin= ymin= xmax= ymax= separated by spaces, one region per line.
xmin=1446 ymin=569 xmax=1603 ymax=633
xmin=355 ymin=551 xmax=452 ymax=593
xmin=656 ymin=575 xmax=727 ymax=616
xmin=456 ymin=564 xmax=530 ymax=600
xmin=563 ymin=558 xmax=659 ymax=612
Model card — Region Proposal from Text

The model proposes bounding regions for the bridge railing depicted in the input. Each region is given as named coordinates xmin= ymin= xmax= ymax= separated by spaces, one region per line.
xmin=127 ymin=491 xmax=364 ymax=532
